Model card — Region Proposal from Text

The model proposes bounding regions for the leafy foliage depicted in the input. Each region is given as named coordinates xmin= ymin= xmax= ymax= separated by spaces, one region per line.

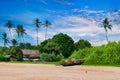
xmin=0 ymin=47 xmax=9 ymax=61
xmin=1 ymin=32 xmax=9 ymax=47
xmin=52 ymin=33 xmax=75 ymax=58
xmin=40 ymin=53 xmax=64 ymax=62
xmin=10 ymin=47 xmax=23 ymax=61
xmin=43 ymin=40 xmax=60 ymax=54
xmin=69 ymin=42 xmax=120 ymax=65
xmin=103 ymin=18 xmax=112 ymax=42
xmin=74 ymin=39 xmax=91 ymax=50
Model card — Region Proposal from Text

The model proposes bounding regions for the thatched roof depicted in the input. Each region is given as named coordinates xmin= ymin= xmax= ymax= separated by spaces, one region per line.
xmin=21 ymin=50 xmax=40 ymax=59
xmin=5 ymin=55 xmax=14 ymax=58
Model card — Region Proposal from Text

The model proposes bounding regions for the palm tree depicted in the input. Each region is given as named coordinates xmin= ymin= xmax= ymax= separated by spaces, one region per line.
xmin=11 ymin=39 xmax=18 ymax=46
xmin=1 ymin=32 xmax=9 ymax=47
xmin=20 ymin=25 xmax=26 ymax=42
xmin=16 ymin=24 xmax=21 ymax=42
xmin=103 ymin=18 xmax=112 ymax=42
xmin=15 ymin=24 xmax=26 ymax=43
xmin=34 ymin=18 xmax=41 ymax=45
xmin=6 ymin=20 xmax=14 ymax=39
xmin=44 ymin=20 xmax=51 ymax=40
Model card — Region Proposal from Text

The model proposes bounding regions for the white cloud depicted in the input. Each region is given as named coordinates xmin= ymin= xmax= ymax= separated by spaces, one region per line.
xmin=73 ymin=8 xmax=104 ymax=14
xmin=90 ymin=40 xmax=107 ymax=46
xmin=1 ymin=7 xmax=120 ymax=46
xmin=50 ymin=14 xmax=120 ymax=46
xmin=26 ymin=28 xmax=45 ymax=42
xmin=53 ymin=0 xmax=73 ymax=5
xmin=52 ymin=16 xmax=104 ymax=36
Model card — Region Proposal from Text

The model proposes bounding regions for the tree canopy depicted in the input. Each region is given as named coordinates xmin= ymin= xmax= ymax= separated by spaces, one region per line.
xmin=52 ymin=33 xmax=75 ymax=58
xmin=74 ymin=39 xmax=91 ymax=51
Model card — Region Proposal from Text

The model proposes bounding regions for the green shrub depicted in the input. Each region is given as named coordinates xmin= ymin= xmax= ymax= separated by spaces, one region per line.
xmin=74 ymin=39 xmax=91 ymax=50
xmin=84 ymin=42 xmax=120 ymax=65
xmin=56 ymin=53 xmax=64 ymax=61
xmin=0 ymin=47 xmax=9 ymax=61
xmin=69 ymin=42 xmax=120 ymax=65
xmin=0 ymin=56 xmax=6 ymax=61
xmin=40 ymin=53 xmax=64 ymax=62
xmin=10 ymin=47 xmax=23 ymax=61
xmin=69 ymin=47 xmax=92 ymax=59
xmin=40 ymin=53 xmax=51 ymax=61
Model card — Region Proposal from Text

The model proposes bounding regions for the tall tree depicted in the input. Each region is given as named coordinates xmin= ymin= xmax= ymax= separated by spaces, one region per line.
xmin=20 ymin=25 xmax=26 ymax=42
xmin=103 ymin=18 xmax=112 ymax=42
xmin=44 ymin=20 xmax=51 ymax=40
xmin=16 ymin=25 xmax=21 ymax=42
xmin=52 ymin=33 xmax=75 ymax=58
xmin=11 ymin=39 xmax=18 ymax=46
xmin=15 ymin=25 xmax=26 ymax=43
xmin=6 ymin=20 xmax=14 ymax=39
xmin=1 ymin=32 xmax=9 ymax=47
xmin=34 ymin=18 xmax=41 ymax=45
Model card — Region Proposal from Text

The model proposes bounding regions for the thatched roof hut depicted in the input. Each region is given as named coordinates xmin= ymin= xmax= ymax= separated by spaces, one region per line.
xmin=21 ymin=50 xmax=40 ymax=59
xmin=5 ymin=55 xmax=16 ymax=61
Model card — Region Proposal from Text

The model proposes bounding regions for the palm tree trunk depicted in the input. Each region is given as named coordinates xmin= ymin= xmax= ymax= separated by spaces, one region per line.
xmin=18 ymin=34 xmax=21 ymax=43
xmin=4 ymin=42 xmax=6 ymax=47
xmin=21 ymin=35 xmax=24 ymax=43
xmin=22 ymin=35 xmax=26 ymax=49
xmin=105 ymin=31 xmax=109 ymax=43
xmin=9 ymin=29 xmax=13 ymax=40
xmin=36 ymin=29 xmax=38 ymax=45
xmin=45 ymin=27 xmax=48 ymax=40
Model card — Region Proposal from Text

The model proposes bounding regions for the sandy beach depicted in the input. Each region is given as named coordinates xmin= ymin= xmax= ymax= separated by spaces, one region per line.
xmin=0 ymin=62 xmax=120 ymax=80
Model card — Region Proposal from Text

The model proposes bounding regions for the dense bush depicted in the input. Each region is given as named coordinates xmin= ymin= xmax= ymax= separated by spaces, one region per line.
xmin=18 ymin=43 xmax=32 ymax=49
xmin=0 ymin=55 xmax=6 ymax=61
xmin=0 ymin=47 xmax=9 ymax=61
xmin=74 ymin=39 xmax=91 ymax=51
xmin=69 ymin=42 xmax=120 ymax=65
xmin=69 ymin=47 xmax=93 ymax=59
xmin=10 ymin=47 xmax=23 ymax=61
xmin=40 ymin=53 xmax=64 ymax=62
xmin=43 ymin=40 xmax=60 ymax=54
xmin=38 ymin=39 xmax=50 ymax=52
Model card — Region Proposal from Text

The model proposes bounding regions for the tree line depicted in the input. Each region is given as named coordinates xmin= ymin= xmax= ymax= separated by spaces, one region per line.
xmin=0 ymin=17 xmax=113 ymax=61
xmin=1 ymin=18 xmax=51 ymax=47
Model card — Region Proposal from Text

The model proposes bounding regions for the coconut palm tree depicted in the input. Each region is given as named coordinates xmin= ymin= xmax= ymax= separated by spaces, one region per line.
xmin=103 ymin=18 xmax=112 ymax=42
xmin=16 ymin=24 xmax=21 ymax=42
xmin=44 ymin=20 xmax=51 ymax=40
xmin=11 ymin=39 xmax=18 ymax=46
xmin=6 ymin=20 xmax=14 ymax=39
xmin=15 ymin=24 xmax=26 ymax=43
xmin=1 ymin=32 xmax=9 ymax=47
xmin=20 ymin=25 xmax=26 ymax=42
xmin=34 ymin=18 xmax=41 ymax=45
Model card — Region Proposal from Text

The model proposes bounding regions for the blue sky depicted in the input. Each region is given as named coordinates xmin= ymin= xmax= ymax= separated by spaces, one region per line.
xmin=0 ymin=0 xmax=120 ymax=46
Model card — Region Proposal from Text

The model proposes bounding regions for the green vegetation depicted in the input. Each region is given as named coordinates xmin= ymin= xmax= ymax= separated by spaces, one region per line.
xmin=7 ymin=61 xmax=58 ymax=65
xmin=34 ymin=18 xmax=42 ymax=45
xmin=103 ymin=18 xmax=112 ymax=42
xmin=44 ymin=20 xmax=51 ymax=40
xmin=1 ymin=17 xmax=120 ymax=67
xmin=74 ymin=39 xmax=91 ymax=51
xmin=69 ymin=42 xmax=120 ymax=65
xmin=41 ymin=53 xmax=64 ymax=62
xmin=10 ymin=47 xmax=23 ymax=61
xmin=52 ymin=33 xmax=75 ymax=58
xmin=1 ymin=33 xmax=9 ymax=47
xmin=0 ymin=47 xmax=9 ymax=61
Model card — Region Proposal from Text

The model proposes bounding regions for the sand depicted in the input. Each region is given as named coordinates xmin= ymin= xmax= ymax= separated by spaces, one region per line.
xmin=0 ymin=62 xmax=120 ymax=80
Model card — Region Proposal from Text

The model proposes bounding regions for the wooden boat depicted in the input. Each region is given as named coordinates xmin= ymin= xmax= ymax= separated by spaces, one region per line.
xmin=62 ymin=62 xmax=83 ymax=66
